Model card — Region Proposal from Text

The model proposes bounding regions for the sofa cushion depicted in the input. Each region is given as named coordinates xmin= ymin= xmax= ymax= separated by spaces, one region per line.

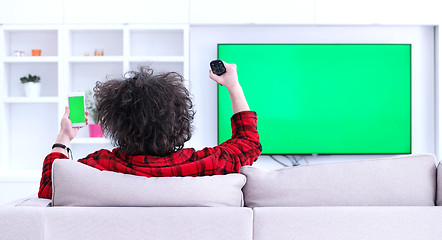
xmin=253 ymin=207 xmax=442 ymax=240
xmin=45 ymin=207 xmax=253 ymax=240
xmin=240 ymin=154 xmax=436 ymax=207
xmin=52 ymin=159 xmax=246 ymax=207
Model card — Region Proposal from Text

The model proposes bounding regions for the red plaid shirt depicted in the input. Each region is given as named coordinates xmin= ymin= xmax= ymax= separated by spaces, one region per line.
xmin=38 ymin=111 xmax=261 ymax=199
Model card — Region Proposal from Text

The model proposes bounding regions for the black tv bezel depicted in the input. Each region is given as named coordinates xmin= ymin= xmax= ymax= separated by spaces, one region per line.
xmin=216 ymin=43 xmax=412 ymax=155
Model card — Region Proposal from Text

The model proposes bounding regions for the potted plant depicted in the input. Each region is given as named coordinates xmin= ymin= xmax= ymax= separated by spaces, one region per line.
xmin=20 ymin=74 xmax=41 ymax=97
xmin=85 ymin=90 xmax=103 ymax=138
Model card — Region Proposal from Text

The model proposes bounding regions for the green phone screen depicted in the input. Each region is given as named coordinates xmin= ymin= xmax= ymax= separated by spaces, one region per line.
xmin=68 ymin=96 xmax=85 ymax=124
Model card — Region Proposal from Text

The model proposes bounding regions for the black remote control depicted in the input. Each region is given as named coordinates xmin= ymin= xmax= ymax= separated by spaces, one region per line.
xmin=210 ymin=60 xmax=226 ymax=76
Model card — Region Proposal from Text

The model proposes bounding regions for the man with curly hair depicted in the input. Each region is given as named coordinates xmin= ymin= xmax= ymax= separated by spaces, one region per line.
xmin=38 ymin=62 xmax=262 ymax=199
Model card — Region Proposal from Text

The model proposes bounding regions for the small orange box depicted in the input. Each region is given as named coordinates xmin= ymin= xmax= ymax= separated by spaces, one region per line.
xmin=32 ymin=49 xmax=42 ymax=56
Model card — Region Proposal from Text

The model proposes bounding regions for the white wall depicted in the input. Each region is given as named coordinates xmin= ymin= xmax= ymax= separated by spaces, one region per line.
xmin=0 ymin=0 xmax=188 ymax=24
xmin=189 ymin=0 xmax=315 ymax=24
xmin=0 ymin=182 xmax=39 ymax=203
xmin=1 ymin=0 xmax=441 ymax=25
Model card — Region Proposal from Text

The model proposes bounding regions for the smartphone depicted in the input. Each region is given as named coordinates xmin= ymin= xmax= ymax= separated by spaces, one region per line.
xmin=68 ymin=92 xmax=86 ymax=127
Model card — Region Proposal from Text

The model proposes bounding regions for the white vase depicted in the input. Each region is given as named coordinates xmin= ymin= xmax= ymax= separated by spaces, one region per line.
xmin=24 ymin=82 xmax=41 ymax=98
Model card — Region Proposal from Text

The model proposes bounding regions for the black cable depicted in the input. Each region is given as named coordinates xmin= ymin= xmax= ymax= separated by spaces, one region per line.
xmin=270 ymin=155 xmax=289 ymax=167
xmin=289 ymin=155 xmax=300 ymax=166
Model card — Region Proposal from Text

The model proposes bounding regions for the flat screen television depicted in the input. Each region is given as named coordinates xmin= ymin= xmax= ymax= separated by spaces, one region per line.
xmin=217 ymin=44 xmax=411 ymax=155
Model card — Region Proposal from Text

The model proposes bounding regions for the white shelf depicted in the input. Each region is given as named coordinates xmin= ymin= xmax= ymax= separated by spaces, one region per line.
xmin=127 ymin=24 xmax=188 ymax=31
xmin=66 ymin=24 xmax=125 ymax=30
xmin=68 ymin=56 xmax=124 ymax=62
xmin=3 ymin=97 xmax=59 ymax=103
xmin=0 ymin=24 xmax=188 ymax=181
xmin=129 ymin=56 xmax=185 ymax=62
xmin=4 ymin=56 xmax=60 ymax=63
xmin=71 ymin=137 xmax=111 ymax=144
xmin=2 ymin=25 xmax=61 ymax=31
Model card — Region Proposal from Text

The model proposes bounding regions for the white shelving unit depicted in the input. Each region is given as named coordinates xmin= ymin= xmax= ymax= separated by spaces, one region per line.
xmin=0 ymin=24 xmax=189 ymax=181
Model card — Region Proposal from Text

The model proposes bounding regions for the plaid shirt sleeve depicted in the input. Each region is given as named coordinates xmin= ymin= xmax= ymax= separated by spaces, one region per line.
xmin=38 ymin=152 xmax=68 ymax=199
xmin=204 ymin=110 xmax=262 ymax=174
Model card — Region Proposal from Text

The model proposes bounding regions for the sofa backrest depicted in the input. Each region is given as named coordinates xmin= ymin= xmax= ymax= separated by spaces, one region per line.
xmin=435 ymin=161 xmax=442 ymax=205
xmin=241 ymin=154 xmax=437 ymax=207
xmin=52 ymin=159 xmax=247 ymax=207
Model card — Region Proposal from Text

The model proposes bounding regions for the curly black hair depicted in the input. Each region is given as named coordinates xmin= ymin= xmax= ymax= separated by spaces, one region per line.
xmin=94 ymin=67 xmax=195 ymax=156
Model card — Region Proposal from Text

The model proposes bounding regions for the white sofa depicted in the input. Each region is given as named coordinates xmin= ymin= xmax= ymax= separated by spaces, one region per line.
xmin=2 ymin=154 xmax=442 ymax=240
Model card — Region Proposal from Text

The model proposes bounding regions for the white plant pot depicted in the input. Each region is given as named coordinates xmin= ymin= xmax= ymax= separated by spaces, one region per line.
xmin=24 ymin=82 xmax=41 ymax=98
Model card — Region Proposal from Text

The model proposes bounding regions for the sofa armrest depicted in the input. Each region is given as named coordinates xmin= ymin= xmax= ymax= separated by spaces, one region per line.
xmin=0 ymin=196 xmax=46 ymax=240
xmin=3 ymin=195 xmax=51 ymax=208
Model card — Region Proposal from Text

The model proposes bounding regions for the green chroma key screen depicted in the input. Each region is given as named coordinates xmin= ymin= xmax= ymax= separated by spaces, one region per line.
xmin=217 ymin=44 xmax=411 ymax=154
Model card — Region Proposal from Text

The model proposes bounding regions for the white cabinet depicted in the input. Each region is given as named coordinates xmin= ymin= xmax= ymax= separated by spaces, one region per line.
xmin=189 ymin=0 xmax=315 ymax=24
xmin=0 ymin=0 xmax=188 ymax=24
xmin=0 ymin=0 xmax=63 ymax=24
xmin=315 ymin=0 xmax=440 ymax=25
xmin=63 ymin=0 xmax=189 ymax=24
xmin=1 ymin=0 xmax=441 ymax=25
xmin=0 ymin=24 xmax=189 ymax=181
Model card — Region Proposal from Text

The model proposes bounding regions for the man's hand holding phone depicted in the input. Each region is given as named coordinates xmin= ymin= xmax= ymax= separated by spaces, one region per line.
xmin=52 ymin=93 xmax=89 ymax=155
xmin=58 ymin=106 xmax=89 ymax=142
